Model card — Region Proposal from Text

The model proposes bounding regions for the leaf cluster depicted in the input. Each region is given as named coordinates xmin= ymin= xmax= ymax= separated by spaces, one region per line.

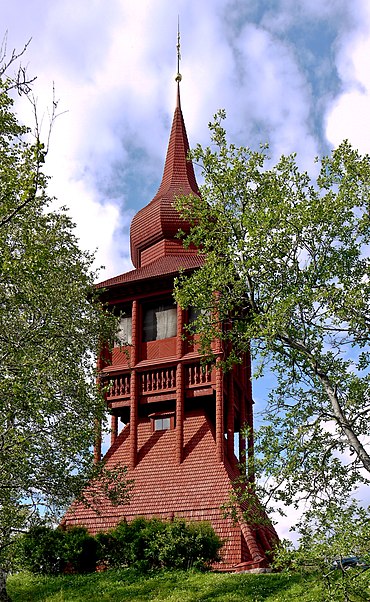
xmin=174 ymin=111 xmax=370 ymax=511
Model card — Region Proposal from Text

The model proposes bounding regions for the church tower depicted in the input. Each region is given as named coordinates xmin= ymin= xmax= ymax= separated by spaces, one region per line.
xmin=63 ymin=61 xmax=277 ymax=571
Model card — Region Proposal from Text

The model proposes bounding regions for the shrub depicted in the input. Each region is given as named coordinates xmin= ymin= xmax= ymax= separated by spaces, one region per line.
xmin=96 ymin=517 xmax=223 ymax=571
xmin=63 ymin=527 xmax=97 ymax=574
xmin=95 ymin=520 xmax=132 ymax=568
xmin=18 ymin=525 xmax=65 ymax=575
xmin=20 ymin=518 xmax=223 ymax=574
xmin=19 ymin=525 xmax=97 ymax=575
xmin=128 ymin=517 xmax=167 ymax=569
xmin=149 ymin=520 xmax=222 ymax=570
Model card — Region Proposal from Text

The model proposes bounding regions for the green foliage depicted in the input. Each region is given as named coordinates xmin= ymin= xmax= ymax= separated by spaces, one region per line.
xmin=77 ymin=464 xmax=134 ymax=515
xmin=174 ymin=111 xmax=370 ymax=515
xmin=62 ymin=528 xmax=97 ymax=575
xmin=18 ymin=526 xmax=97 ymax=575
xmin=94 ymin=521 xmax=128 ymax=568
xmin=96 ymin=518 xmax=223 ymax=571
xmin=17 ymin=526 xmax=65 ymax=575
xmin=273 ymin=502 xmax=370 ymax=602
xmin=124 ymin=517 xmax=166 ymax=569
xmin=0 ymin=66 xmax=127 ymax=599
xmin=18 ymin=519 xmax=222 ymax=576
xmin=145 ymin=519 xmax=223 ymax=570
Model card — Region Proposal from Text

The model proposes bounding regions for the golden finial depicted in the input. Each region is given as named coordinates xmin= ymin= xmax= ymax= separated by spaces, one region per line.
xmin=175 ymin=17 xmax=182 ymax=83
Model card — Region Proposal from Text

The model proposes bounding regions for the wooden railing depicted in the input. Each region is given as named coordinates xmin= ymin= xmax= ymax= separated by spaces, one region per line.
xmin=185 ymin=363 xmax=212 ymax=387
xmin=140 ymin=367 xmax=176 ymax=394
xmin=105 ymin=361 xmax=213 ymax=402
xmin=108 ymin=373 xmax=131 ymax=398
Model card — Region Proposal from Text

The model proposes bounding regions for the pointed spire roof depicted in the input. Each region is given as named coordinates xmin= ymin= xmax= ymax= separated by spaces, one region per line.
xmin=152 ymin=83 xmax=199 ymax=204
xmin=130 ymin=82 xmax=200 ymax=268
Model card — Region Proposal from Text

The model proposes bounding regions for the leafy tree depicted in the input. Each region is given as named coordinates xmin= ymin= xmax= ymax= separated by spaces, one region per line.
xmin=174 ymin=111 xmax=370 ymax=518
xmin=0 ymin=68 xmax=129 ymax=599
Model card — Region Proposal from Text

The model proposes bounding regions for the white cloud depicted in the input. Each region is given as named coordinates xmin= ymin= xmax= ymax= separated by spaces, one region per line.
xmin=325 ymin=1 xmax=370 ymax=153
xmin=235 ymin=24 xmax=317 ymax=163
xmin=4 ymin=0 xmax=329 ymax=279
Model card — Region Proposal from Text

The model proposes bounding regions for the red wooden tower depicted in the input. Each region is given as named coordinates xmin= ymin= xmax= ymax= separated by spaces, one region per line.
xmin=63 ymin=79 xmax=277 ymax=570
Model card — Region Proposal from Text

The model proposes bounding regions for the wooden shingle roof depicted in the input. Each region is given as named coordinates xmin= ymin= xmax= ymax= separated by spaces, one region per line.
xmin=130 ymin=83 xmax=200 ymax=268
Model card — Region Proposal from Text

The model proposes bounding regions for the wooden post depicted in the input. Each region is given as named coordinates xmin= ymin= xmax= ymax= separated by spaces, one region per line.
xmin=245 ymin=347 xmax=254 ymax=481
xmin=93 ymin=417 xmax=102 ymax=464
xmin=131 ymin=299 xmax=139 ymax=365
xmin=129 ymin=300 xmax=139 ymax=468
xmin=94 ymin=351 xmax=104 ymax=465
xmin=129 ymin=370 xmax=138 ymax=468
xmin=215 ymin=360 xmax=224 ymax=462
xmin=226 ymin=374 xmax=235 ymax=463
xmin=239 ymin=389 xmax=246 ymax=465
xmin=176 ymin=304 xmax=184 ymax=358
xmin=176 ymin=363 xmax=184 ymax=465
xmin=176 ymin=304 xmax=184 ymax=464
xmin=110 ymin=414 xmax=118 ymax=446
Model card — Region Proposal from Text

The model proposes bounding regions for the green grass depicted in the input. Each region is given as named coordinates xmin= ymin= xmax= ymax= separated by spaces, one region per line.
xmin=6 ymin=568 xmax=369 ymax=602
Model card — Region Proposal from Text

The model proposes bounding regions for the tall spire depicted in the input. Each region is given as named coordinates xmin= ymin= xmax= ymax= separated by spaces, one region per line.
xmin=130 ymin=27 xmax=200 ymax=269
xmin=175 ymin=17 xmax=182 ymax=84
xmin=175 ymin=17 xmax=182 ymax=110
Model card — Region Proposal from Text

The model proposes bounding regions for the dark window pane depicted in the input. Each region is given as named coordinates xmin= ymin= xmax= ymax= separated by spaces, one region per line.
xmin=162 ymin=417 xmax=171 ymax=430
xmin=154 ymin=417 xmax=171 ymax=431
xmin=143 ymin=301 xmax=177 ymax=342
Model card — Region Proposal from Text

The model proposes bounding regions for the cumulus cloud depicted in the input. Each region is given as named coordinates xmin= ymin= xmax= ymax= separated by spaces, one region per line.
xmin=325 ymin=1 xmax=370 ymax=153
xmin=3 ymin=0 xmax=344 ymax=279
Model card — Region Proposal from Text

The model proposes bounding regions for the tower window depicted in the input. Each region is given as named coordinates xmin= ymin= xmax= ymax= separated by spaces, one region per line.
xmin=115 ymin=314 xmax=132 ymax=345
xmin=154 ymin=417 xmax=171 ymax=431
xmin=143 ymin=300 xmax=177 ymax=342
xmin=150 ymin=412 xmax=175 ymax=432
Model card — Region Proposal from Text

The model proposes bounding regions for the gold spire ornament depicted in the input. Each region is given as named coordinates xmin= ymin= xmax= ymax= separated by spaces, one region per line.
xmin=175 ymin=18 xmax=182 ymax=82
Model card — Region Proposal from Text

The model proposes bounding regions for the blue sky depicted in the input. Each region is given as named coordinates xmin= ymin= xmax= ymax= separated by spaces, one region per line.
xmin=3 ymin=0 xmax=370 ymax=538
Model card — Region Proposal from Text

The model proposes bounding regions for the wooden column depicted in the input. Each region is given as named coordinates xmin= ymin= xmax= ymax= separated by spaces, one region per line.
xmin=176 ymin=305 xmax=184 ymax=358
xmin=110 ymin=414 xmax=118 ymax=446
xmin=236 ymin=352 xmax=246 ymax=463
xmin=94 ymin=353 xmax=104 ymax=464
xmin=215 ymin=360 xmax=224 ymax=463
xmin=129 ymin=300 xmax=139 ymax=468
xmin=239 ymin=388 xmax=246 ymax=465
xmin=129 ymin=371 xmax=138 ymax=468
xmin=212 ymin=292 xmax=224 ymax=462
xmin=176 ymin=305 xmax=184 ymax=465
xmin=226 ymin=374 xmax=235 ymax=463
xmin=176 ymin=364 xmax=184 ymax=465
xmin=245 ymin=347 xmax=254 ymax=481
xmin=93 ymin=417 xmax=102 ymax=464
xmin=131 ymin=299 xmax=139 ymax=365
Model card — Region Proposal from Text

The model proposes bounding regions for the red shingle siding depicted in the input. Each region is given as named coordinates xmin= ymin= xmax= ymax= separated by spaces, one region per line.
xmin=63 ymin=410 xmax=275 ymax=569
xmin=141 ymin=239 xmax=198 ymax=267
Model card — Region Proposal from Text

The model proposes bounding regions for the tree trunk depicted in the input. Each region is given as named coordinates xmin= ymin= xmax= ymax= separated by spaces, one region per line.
xmin=279 ymin=332 xmax=370 ymax=475
xmin=317 ymin=371 xmax=370 ymax=474
xmin=0 ymin=568 xmax=10 ymax=602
